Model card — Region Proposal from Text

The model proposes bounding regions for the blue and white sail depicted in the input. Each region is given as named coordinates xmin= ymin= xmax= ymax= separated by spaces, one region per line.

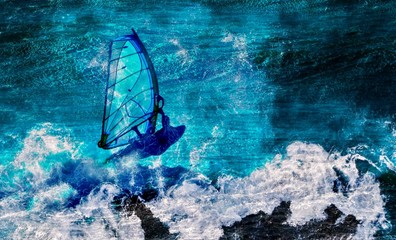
xmin=98 ymin=29 xmax=161 ymax=149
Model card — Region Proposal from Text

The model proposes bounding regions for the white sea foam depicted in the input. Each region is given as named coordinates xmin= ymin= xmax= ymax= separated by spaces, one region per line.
xmin=170 ymin=38 xmax=192 ymax=67
xmin=4 ymin=184 xmax=144 ymax=240
xmin=12 ymin=123 xmax=77 ymax=186
xmin=29 ymin=183 xmax=77 ymax=212
xmin=2 ymin=124 xmax=144 ymax=239
xmin=2 ymin=123 xmax=390 ymax=239
xmin=147 ymin=142 xmax=387 ymax=239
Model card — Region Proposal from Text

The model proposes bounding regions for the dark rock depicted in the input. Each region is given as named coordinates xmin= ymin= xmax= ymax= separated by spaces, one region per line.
xmin=375 ymin=171 xmax=396 ymax=238
xmin=113 ymin=190 xmax=177 ymax=240
xmin=332 ymin=167 xmax=350 ymax=195
xmin=141 ymin=188 xmax=159 ymax=202
xmin=324 ymin=204 xmax=343 ymax=224
xmin=221 ymin=201 xmax=360 ymax=239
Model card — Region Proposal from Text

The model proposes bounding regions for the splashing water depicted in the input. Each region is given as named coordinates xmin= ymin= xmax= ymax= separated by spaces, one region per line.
xmin=148 ymin=142 xmax=388 ymax=239
xmin=1 ymin=0 xmax=395 ymax=239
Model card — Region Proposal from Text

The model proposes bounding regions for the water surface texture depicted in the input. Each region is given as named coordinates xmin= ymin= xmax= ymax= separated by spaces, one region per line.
xmin=1 ymin=0 xmax=395 ymax=239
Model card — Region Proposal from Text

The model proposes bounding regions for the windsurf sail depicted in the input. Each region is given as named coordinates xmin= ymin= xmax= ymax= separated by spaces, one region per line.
xmin=98 ymin=29 xmax=162 ymax=149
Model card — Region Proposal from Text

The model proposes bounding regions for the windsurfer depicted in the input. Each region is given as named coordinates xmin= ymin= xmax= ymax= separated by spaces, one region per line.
xmin=134 ymin=109 xmax=185 ymax=157
xmin=105 ymin=110 xmax=185 ymax=162
xmin=99 ymin=30 xmax=185 ymax=162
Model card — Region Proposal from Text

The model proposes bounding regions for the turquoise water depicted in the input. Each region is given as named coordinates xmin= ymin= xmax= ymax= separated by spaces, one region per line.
xmin=1 ymin=0 xmax=395 ymax=239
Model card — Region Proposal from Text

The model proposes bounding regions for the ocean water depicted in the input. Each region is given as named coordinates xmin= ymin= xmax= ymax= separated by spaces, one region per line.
xmin=0 ymin=0 xmax=395 ymax=239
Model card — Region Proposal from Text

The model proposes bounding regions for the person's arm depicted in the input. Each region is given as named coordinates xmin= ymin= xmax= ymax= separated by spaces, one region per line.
xmin=157 ymin=108 xmax=168 ymax=127
xmin=162 ymin=114 xmax=170 ymax=128
xmin=155 ymin=94 xmax=170 ymax=128
xmin=132 ymin=126 xmax=143 ymax=138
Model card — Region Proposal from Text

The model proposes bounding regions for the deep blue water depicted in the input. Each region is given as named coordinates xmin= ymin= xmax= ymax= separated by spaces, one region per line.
xmin=1 ymin=0 xmax=395 ymax=239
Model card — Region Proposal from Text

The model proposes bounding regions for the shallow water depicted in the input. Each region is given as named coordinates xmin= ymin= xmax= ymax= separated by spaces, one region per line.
xmin=1 ymin=0 xmax=395 ymax=239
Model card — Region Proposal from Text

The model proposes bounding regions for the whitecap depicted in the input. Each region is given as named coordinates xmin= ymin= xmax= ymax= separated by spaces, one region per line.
xmin=147 ymin=142 xmax=387 ymax=239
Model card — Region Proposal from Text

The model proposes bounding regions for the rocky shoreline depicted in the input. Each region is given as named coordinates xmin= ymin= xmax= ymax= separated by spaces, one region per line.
xmin=221 ymin=201 xmax=359 ymax=240
xmin=116 ymin=190 xmax=360 ymax=240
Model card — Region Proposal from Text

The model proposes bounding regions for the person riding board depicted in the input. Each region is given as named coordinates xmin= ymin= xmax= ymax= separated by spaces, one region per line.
xmin=105 ymin=100 xmax=186 ymax=162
